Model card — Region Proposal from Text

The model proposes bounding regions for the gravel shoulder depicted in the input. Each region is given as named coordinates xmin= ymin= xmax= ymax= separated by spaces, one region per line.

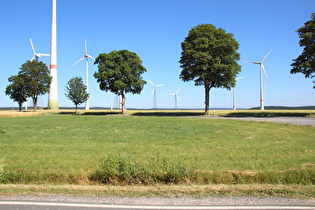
xmin=198 ymin=116 xmax=315 ymax=127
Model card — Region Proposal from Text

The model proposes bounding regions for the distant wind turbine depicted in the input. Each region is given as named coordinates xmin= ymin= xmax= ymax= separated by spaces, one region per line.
xmin=71 ymin=37 xmax=95 ymax=110
xmin=241 ymin=48 xmax=274 ymax=110
xmin=29 ymin=38 xmax=50 ymax=61
xmin=149 ymin=80 xmax=163 ymax=109
xmin=232 ymin=76 xmax=247 ymax=110
xmin=169 ymin=89 xmax=180 ymax=110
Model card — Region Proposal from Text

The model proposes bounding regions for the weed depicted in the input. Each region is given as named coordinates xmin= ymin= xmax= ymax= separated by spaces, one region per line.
xmin=89 ymin=153 xmax=189 ymax=184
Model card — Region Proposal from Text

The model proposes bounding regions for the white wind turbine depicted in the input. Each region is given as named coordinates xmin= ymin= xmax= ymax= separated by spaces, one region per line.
xmin=241 ymin=48 xmax=274 ymax=110
xmin=30 ymin=38 xmax=50 ymax=61
xmin=149 ymin=80 xmax=164 ymax=109
xmin=169 ymin=89 xmax=180 ymax=110
xmin=232 ymin=76 xmax=247 ymax=110
xmin=71 ymin=37 xmax=95 ymax=110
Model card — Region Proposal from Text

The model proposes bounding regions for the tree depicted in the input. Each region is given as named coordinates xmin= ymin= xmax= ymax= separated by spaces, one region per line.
xmin=18 ymin=60 xmax=52 ymax=111
xmin=94 ymin=50 xmax=147 ymax=114
xmin=291 ymin=13 xmax=315 ymax=89
xmin=65 ymin=77 xmax=89 ymax=114
xmin=5 ymin=75 xmax=28 ymax=111
xmin=179 ymin=24 xmax=241 ymax=114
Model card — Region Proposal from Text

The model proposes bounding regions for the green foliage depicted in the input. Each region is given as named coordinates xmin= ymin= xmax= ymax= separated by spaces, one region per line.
xmin=89 ymin=153 xmax=189 ymax=184
xmin=179 ymin=24 xmax=241 ymax=114
xmin=94 ymin=50 xmax=147 ymax=113
xmin=65 ymin=77 xmax=89 ymax=114
xmin=16 ymin=60 xmax=52 ymax=111
xmin=291 ymin=13 xmax=315 ymax=89
xmin=5 ymin=75 xmax=27 ymax=111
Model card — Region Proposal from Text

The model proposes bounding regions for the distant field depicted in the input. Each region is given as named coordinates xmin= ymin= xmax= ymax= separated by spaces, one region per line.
xmin=0 ymin=113 xmax=314 ymax=188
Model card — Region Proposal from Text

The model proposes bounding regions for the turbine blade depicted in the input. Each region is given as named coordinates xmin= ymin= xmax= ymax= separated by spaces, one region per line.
xmin=261 ymin=48 xmax=274 ymax=62
xmin=29 ymin=38 xmax=36 ymax=54
xmin=156 ymin=84 xmax=164 ymax=87
xmin=241 ymin=60 xmax=260 ymax=64
xmin=152 ymin=88 xmax=155 ymax=95
xmin=177 ymin=95 xmax=180 ymax=101
xmin=169 ymin=93 xmax=175 ymax=95
xmin=38 ymin=53 xmax=50 ymax=57
xmin=86 ymin=54 xmax=95 ymax=60
xmin=149 ymin=80 xmax=154 ymax=86
xmin=84 ymin=37 xmax=87 ymax=55
xmin=71 ymin=56 xmax=85 ymax=67
xmin=261 ymin=64 xmax=269 ymax=81
xmin=31 ymin=56 xmax=35 ymax=61
xmin=176 ymin=88 xmax=180 ymax=94
xmin=236 ymin=76 xmax=248 ymax=80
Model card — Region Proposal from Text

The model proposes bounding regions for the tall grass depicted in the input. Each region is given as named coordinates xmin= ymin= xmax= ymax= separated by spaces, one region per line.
xmin=0 ymin=115 xmax=314 ymax=184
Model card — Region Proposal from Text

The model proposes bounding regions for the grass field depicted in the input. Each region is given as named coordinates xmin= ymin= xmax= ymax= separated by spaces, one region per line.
xmin=0 ymin=110 xmax=314 ymax=197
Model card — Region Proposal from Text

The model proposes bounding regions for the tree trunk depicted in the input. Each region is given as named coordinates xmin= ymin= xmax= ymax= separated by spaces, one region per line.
xmin=75 ymin=104 xmax=78 ymax=114
xmin=121 ymin=91 xmax=126 ymax=114
xmin=33 ymin=96 xmax=38 ymax=112
xmin=18 ymin=103 xmax=22 ymax=112
xmin=204 ymin=85 xmax=211 ymax=115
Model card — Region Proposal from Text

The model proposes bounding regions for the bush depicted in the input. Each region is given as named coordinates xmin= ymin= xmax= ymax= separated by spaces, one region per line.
xmin=89 ymin=153 xmax=189 ymax=184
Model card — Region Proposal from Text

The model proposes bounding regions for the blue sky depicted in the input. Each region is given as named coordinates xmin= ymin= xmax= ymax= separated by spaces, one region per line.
xmin=0 ymin=0 xmax=314 ymax=109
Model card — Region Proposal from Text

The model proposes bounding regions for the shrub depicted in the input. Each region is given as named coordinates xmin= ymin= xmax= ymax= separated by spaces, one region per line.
xmin=89 ymin=153 xmax=189 ymax=184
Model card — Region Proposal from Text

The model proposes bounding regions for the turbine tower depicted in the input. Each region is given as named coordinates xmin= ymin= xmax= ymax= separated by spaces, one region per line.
xmin=232 ymin=76 xmax=247 ymax=110
xmin=149 ymin=80 xmax=163 ymax=109
xmin=71 ymin=37 xmax=95 ymax=110
xmin=29 ymin=38 xmax=50 ymax=61
xmin=48 ymin=0 xmax=58 ymax=109
xmin=169 ymin=89 xmax=180 ymax=110
xmin=241 ymin=48 xmax=274 ymax=110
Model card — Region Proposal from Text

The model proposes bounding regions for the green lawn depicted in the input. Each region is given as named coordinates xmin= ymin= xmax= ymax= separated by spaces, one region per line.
xmin=0 ymin=114 xmax=314 ymax=185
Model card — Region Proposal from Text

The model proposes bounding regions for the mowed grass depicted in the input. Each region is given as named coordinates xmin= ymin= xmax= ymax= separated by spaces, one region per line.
xmin=0 ymin=114 xmax=314 ymax=185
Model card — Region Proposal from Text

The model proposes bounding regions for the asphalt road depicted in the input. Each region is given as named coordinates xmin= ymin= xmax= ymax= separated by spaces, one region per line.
xmin=200 ymin=116 xmax=315 ymax=127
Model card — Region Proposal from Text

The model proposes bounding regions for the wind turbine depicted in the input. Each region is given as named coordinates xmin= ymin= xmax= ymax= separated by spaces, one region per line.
xmin=241 ymin=48 xmax=274 ymax=110
xmin=29 ymin=38 xmax=50 ymax=61
xmin=48 ymin=0 xmax=58 ymax=110
xmin=232 ymin=76 xmax=247 ymax=110
xmin=149 ymin=80 xmax=163 ymax=109
xmin=169 ymin=89 xmax=180 ymax=110
xmin=71 ymin=37 xmax=95 ymax=110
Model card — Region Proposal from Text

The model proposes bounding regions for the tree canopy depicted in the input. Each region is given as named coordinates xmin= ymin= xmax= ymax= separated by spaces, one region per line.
xmin=20 ymin=60 xmax=52 ymax=111
xmin=291 ymin=13 xmax=315 ymax=89
xmin=94 ymin=50 xmax=147 ymax=113
xmin=179 ymin=24 xmax=241 ymax=114
xmin=65 ymin=77 xmax=89 ymax=114
xmin=5 ymin=75 xmax=28 ymax=111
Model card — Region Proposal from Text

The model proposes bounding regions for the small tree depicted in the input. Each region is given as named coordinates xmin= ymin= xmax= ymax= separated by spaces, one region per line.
xmin=5 ymin=75 xmax=28 ymax=111
xmin=19 ymin=60 xmax=52 ymax=111
xmin=179 ymin=24 xmax=241 ymax=114
xmin=65 ymin=77 xmax=89 ymax=114
xmin=94 ymin=50 xmax=147 ymax=114
xmin=291 ymin=13 xmax=315 ymax=89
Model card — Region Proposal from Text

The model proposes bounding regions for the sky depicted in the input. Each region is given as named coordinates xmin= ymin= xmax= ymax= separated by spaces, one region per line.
xmin=0 ymin=0 xmax=314 ymax=110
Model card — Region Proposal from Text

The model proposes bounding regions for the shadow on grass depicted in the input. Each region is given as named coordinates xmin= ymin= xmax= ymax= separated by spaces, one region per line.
xmin=131 ymin=112 xmax=205 ymax=117
xmin=225 ymin=112 xmax=312 ymax=117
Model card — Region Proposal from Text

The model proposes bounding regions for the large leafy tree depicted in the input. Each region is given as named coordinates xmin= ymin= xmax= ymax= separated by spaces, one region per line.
xmin=94 ymin=50 xmax=147 ymax=114
xmin=291 ymin=13 xmax=315 ymax=89
xmin=65 ymin=77 xmax=89 ymax=114
xmin=5 ymin=75 xmax=28 ymax=111
xmin=179 ymin=24 xmax=241 ymax=114
xmin=19 ymin=60 xmax=52 ymax=111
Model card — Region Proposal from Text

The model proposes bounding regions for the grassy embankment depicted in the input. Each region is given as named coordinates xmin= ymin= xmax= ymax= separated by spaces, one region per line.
xmin=0 ymin=110 xmax=314 ymax=198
